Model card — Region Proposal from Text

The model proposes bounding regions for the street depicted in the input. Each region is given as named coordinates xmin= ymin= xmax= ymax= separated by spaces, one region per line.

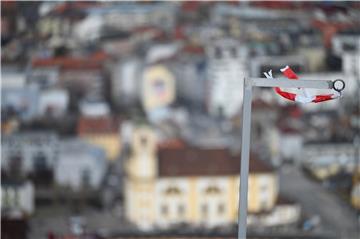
xmin=279 ymin=166 xmax=359 ymax=239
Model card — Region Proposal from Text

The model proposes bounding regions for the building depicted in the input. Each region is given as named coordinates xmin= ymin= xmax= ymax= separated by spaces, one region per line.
xmin=31 ymin=51 xmax=108 ymax=104
xmin=124 ymin=126 xmax=299 ymax=230
xmin=1 ymin=180 xmax=35 ymax=217
xmin=86 ymin=3 xmax=177 ymax=32
xmin=111 ymin=57 xmax=143 ymax=108
xmin=38 ymin=88 xmax=69 ymax=117
xmin=206 ymin=38 xmax=248 ymax=118
xmin=55 ymin=139 xmax=107 ymax=190
xmin=303 ymin=140 xmax=360 ymax=180
xmin=249 ymin=55 xmax=307 ymax=78
xmin=277 ymin=127 xmax=303 ymax=165
xmin=1 ymin=69 xmax=40 ymax=121
xmin=77 ymin=116 xmax=121 ymax=161
xmin=28 ymin=65 xmax=60 ymax=89
xmin=142 ymin=64 xmax=176 ymax=121
xmin=172 ymin=46 xmax=207 ymax=110
xmin=1 ymin=132 xmax=59 ymax=178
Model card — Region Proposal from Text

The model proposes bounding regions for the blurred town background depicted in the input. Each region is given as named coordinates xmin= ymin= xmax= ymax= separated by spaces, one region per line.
xmin=1 ymin=1 xmax=360 ymax=239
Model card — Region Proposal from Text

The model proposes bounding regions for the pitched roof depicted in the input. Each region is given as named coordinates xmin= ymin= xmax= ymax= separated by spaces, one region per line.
xmin=77 ymin=116 xmax=121 ymax=135
xmin=32 ymin=51 xmax=108 ymax=70
xmin=158 ymin=146 xmax=273 ymax=177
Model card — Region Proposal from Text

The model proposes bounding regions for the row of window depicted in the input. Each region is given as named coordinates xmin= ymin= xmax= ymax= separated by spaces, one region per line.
xmin=160 ymin=203 xmax=226 ymax=218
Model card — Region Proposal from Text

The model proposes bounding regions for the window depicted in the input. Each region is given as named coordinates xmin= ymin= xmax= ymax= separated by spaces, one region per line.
xmin=261 ymin=184 xmax=268 ymax=193
xmin=218 ymin=203 xmax=225 ymax=215
xmin=260 ymin=200 xmax=268 ymax=210
xmin=33 ymin=152 xmax=48 ymax=172
xmin=178 ymin=204 xmax=185 ymax=217
xmin=343 ymin=42 xmax=356 ymax=51
xmin=9 ymin=154 xmax=22 ymax=176
xmin=164 ymin=187 xmax=181 ymax=195
xmin=215 ymin=47 xmax=222 ymax=59
xmin=205 ymin=186 xmax=221 ymax=194
xmin=161 ymin=204 xmax=168 ymax=216
xmin=201 ymin=204 xmax=208 ymax=218
xmin=81 ymin=168 xmax=91 ymax=188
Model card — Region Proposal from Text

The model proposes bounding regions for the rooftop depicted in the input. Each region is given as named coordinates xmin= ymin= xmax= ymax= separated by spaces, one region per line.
xmin=158 ymin=146 xmax=273 ymax=177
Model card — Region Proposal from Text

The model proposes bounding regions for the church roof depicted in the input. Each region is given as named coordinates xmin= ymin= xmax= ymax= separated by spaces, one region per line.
xmin=158 ymin=146 xmax=273 ymax=177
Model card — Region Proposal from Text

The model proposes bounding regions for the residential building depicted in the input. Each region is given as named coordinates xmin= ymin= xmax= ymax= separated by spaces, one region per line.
xmin=303 ymin=140 xmax=360 ymax=180
xmin=55 ymin=139 xmax=107 ymax=190
xmin=110 ymin=57 xmax=142 ymax=108
xmin=27 ymin=66 xmax=60 ymax=89
xmin=77 ymin=116 xmax=121 ymax=161
xmin=38 ymin=89 xmax=69 ymax=117
xmin=172 ymin=46 xmax=207 ymax=110
xmin=1 ymin=69 xmax=39 ymax=121
xmin=250 ymin=55 xmax=307 ymax=78
xmin=277 ymin=127 xmax=303 ymax=165
xmin=124 ymin=126 xmax=299 ymax=230
xmin=1 ymin=180 xmax=35 ymax=216
xmin=206 ymin=38 xmax=248 ymax=118
xmin=85 ymin=3 xmax=177 ymax=32
xmin=31 ymin=51 xmax=108 ymax=104
xmin=1 ymin=132 xmax=59 ymax=177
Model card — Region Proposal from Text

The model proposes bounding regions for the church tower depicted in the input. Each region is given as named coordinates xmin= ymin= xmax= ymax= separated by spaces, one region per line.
xmin=124 ymin=126 xmax=157 ymax=230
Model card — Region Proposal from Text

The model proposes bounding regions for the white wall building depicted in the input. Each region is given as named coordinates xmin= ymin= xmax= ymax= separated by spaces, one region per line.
xmin=38 ymin=89 xmax=69 ymax=117
xmin=111 ymin=58 xmax=142 ymax=107
xmin=1 ymin=132 xmax=59 ymax=175
xmin=1 ymin=180 xmax=35 ymax=216
xmin=55 ymin=140 xmax=107 ymax=190
xmin=206 ymin=39 xmax=248 ymax=118
xmin=303 ymin=141 xmax=360 ymax=176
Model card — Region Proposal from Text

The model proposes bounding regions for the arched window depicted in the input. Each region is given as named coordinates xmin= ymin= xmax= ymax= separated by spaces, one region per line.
xmin=164 ymin=186 xmax=181 ymax=195
xmin=204 ymin=186 xmax=221 ymax=195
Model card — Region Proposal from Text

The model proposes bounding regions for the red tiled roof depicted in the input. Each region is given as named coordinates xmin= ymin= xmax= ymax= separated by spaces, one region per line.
xmin=77 ymin=116 xmax=121 ymax=135
xmin=182 ymin=45 xmax=205 ymax=54
xmin=52 ymin=2 xmax=99 ymax=15
xmin=158 ymin=146 xmax=273 ymax=177
xmin=158 ymin=139 xmax=186 ymax=149
xmin=32 ymin=51 xmax=108 ymax=70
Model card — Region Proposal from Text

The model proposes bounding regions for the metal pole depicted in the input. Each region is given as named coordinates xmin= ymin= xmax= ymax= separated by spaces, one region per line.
xmin=238 ymin=78 xmax=252 ymax=239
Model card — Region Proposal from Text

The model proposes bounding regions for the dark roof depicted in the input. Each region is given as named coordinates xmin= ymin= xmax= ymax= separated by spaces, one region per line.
xmin=158 ymin=147 xmax=273 ymax=177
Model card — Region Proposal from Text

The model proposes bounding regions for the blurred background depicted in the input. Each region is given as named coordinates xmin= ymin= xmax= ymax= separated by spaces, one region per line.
xmin=1 ymin=1 xmax=360 ymax=239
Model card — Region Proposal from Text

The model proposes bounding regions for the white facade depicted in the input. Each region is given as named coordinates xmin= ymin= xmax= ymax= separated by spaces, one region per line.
xmin=79 ymin=100 xmax=110 ymax=117
xmin=207 ymin=39 xmax=247 ymax=118
xmin=303 ymin=141 xmax=360 ymax=173
xmin=248 ymin=203 xmax=301 ymax=227
xmin=28 ymin=67 xmax=60 ymax=89
xmin=111 ymin=58 xmax=142 ymax=107
xmin=38 ymin=89 xmax=69 ymax=116
xmin=1 ymin=133 xmax=59 ymax=174
xmin=279 ymin=132 xmax=303 ymax=164
xmin=1 ymin=181 xmax=35 ymax=216
xmin=55 ymin=140 xmax=107 ymax=190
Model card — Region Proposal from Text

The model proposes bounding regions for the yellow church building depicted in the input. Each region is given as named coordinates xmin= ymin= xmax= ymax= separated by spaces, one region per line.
xmin=124 ymin=126 xmax=278 ymax=230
